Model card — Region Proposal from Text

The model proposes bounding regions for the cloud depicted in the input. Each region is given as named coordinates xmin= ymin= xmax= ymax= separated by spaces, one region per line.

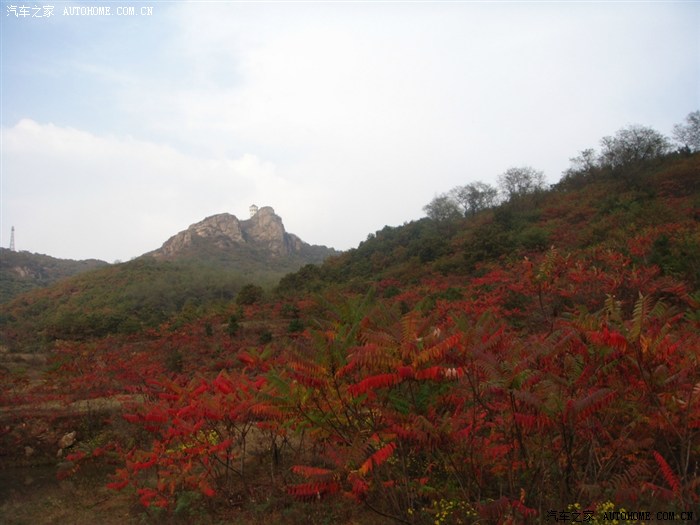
xmin=1 ymin=119 xmax=322 ymax=261
xmin=126 ymin=3 xmax=696 ymax=177
xmin=2 ymin=2 xmax=697 ymax=260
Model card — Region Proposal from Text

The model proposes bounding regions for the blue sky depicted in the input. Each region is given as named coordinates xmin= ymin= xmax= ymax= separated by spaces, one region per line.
xmin=1 ymin=1 xmax=698 ymax=262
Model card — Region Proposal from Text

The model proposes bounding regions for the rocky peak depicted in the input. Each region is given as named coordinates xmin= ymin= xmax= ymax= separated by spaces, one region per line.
xmin=192 ymin=213 xmax=244 ymax=241
xmin=149 ymin=206 xmax=322 ymax=261
xmin=242 ymin=206 xmax=303 ymax=257
xmin=153 ymin=213 xmax=243 ymax=259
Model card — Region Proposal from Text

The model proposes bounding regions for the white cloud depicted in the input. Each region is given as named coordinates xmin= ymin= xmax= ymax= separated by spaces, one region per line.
xmin=2 ymin=2 xmax=697 ymax=260
xmin=1 ymin=119 xmax=324 ymax=261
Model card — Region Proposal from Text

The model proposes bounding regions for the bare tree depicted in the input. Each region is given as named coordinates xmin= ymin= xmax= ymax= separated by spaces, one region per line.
xmin=451 ymin=181 xmax=499 ymax=216
xmin=569 ymin=148 xmax=598 ymax=172
xmin=599 ymin=124 xmax=670 ymax=168
xmin=672 ymin=110 xmax=700 ymax=153
xmin=498 ymin=166 xmax=546 ymax=200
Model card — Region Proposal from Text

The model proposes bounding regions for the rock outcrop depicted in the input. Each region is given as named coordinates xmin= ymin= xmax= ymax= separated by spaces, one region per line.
xmin=154 ymin=213 xmax=244 ymax=258
xmin=240 ymin=206 xmax=305 ymax=257
xmin=149 ymin=206 xmax=335 ymax=263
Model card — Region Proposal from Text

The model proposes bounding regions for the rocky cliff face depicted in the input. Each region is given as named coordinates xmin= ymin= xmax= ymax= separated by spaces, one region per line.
xmin=240 ymin=206 xmax=305 ymax=257
xmin=149 ymin=207 xmax=334 ymax=263
xmin=153 ymin=213 xmax=243 ymax=258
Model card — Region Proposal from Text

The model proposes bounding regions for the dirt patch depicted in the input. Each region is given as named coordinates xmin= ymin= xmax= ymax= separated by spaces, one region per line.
xmin=0 ymin=463 xmax=136 ymax=525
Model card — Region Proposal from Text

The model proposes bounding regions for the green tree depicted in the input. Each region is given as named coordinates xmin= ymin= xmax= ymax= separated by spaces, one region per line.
xmin=423 ymin=193 xmax=461 ymax=221
xmin=227 ymin=314 xmax=239 ymax=337
xmin=236 ymin=284 xmax=264 ymax=305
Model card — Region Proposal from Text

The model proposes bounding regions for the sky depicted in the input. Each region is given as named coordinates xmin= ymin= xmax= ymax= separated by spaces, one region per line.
xmin=1 ymin=1 xmax=698 ymax=262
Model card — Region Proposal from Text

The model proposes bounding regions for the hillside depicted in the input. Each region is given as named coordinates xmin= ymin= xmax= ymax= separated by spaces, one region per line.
xmin=0 ymin=248 xmax=108 ymax=304
xmin=0 ymin=206 xmax=337 ymax=351
xmin=1 ymin=151 xmax=699 ymax=524
xmin=279 ymin=153 xmax=699 ymax=294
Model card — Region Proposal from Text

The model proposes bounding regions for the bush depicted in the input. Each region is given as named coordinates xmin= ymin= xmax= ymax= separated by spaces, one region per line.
xmin=236 ymin=284 xmax=264 ymax=306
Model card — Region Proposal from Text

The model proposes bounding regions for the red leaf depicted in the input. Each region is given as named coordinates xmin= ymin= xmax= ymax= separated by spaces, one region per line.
xmin=65 ymin=451 xmax=86 ymax=462
xmin=291 ymin=465 xmax=333 ymax=478
xmin=107 ymin=479 xmax=129 ymax=491
xmin=358 ymin=442 xmax=396 ymax=476
xmin=415 ymin=366 xmax=443 ymax=381
xmin=398 ymin=365 xmax=414 ymax=379
xmin=214 ymin=371 xmax=234 ymax=394
xmin=348 ymin=373 xmax=400 ymax=396
xmin=653 ymin=451 xmax=681 ymax=494
xmin=199 ymin=482 xmax=216 ymax=497
xmin=287 ymin=480 xmax=341 ymax=500
xmin=192 ymin=381 xmax=209 ymax=396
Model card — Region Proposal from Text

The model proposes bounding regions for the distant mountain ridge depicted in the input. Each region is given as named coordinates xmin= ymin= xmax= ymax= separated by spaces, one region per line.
xmin=148 ymin=206 xmax=334 ymax=263
xmin=0 ymin=248 xmax=108 ymax=304
xmin=0 ymin=207 xmax=339 ymax=348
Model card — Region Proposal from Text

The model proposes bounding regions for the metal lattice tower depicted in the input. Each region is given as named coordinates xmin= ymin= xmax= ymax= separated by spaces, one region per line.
xmin=9 ymin=226 xmax=15 ymax=251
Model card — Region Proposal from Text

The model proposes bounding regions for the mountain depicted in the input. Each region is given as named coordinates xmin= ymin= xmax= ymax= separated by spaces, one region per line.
xmin=0 ymin=207 xmax=338 ymax=350
xmin=0 ymin=248 xmax=108 ymax=304
xmin=147 ymin=206 xmax=337 ymax=270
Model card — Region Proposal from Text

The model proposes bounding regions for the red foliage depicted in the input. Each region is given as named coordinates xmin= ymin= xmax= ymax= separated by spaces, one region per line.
xmin=21 ymin=224 xmax=698 ymax=520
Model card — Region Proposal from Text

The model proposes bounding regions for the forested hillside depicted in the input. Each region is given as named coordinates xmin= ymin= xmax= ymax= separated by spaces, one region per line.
xmin=281 ymin=150 xmax=698 ymax=296
xmin=0 ymin=248 xmax=108 ymax=304
xmin=0 ymin=207 xmax=336 ymax=352
xmin=2 ymin=119 xmax=698 ymax=524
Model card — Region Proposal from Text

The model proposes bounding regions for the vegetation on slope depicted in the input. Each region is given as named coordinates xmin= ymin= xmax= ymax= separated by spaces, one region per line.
xmin=0 ymin=248 xmax=108 ymax=304
xmin=2 ymin=115 xmax=699 ymax=523
xmin=0 ymin=258 xmax=283 ymax=351
xmin=0 ymin=236 xmax=336 ymax=352
xmin=280 ymin=151 xmax=699 ymax=297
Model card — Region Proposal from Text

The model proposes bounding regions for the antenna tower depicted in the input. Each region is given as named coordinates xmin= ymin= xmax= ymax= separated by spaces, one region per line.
xmin=10 ymin=226 xmax=16 ymax=251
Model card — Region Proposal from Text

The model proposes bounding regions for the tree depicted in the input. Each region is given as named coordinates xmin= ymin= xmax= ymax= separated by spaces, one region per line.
xmin=599 ymin=124 xmax=670 ymax=169
xmin=236 ymin=284 xmax=264 ymax=305
xmin=451 ymin=181 xmax=499 ymax=216
xmin=672 ymin=110 xmax=700 ymax=153
xmin=497 ymin=166 xmax=546 ymax=199
xmin=423 ymin=193 xmax=461 ymax=221
xmin=227 ymin=314 xmax=239 ymax=337
xmin=569 ymin=148 xmax=598 ymax=173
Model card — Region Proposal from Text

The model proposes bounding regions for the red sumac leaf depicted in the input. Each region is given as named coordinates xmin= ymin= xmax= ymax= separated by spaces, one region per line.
xmin=574 ymin=388 xmax=617 ymax=421
xmin=158 ymin=393 xmax=179 ymax=401
xmin=107 ymin=479 xmax=129 ymax=491
xmin=192 ymin=381 xmax=209 ymax=396
xmin=348 ymin=373 xmax=400 ymax=396
xmin=65 ymin=451 xmax=86 ymax=462
xmin=287 ymin=480 xmax=341 ymax=500
xmin=358 ymin=441 xmax=396 ymax=476
xmin=415 ymin=366 xmax=443 ymax=381
xmin=214 ymin=371 xmax=234 ymax=394
xmin=199 ymin=481 xmax=216 ymax=497
xmin=398 ymin=365 xmax=414 ymax=379
xmin=291 ymin=465 xmax=333 ymax=478
xmin=653 ymin=451 xmax=681 ymax=494
xmin=348 ymin=474 xmax=369 ymax=500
